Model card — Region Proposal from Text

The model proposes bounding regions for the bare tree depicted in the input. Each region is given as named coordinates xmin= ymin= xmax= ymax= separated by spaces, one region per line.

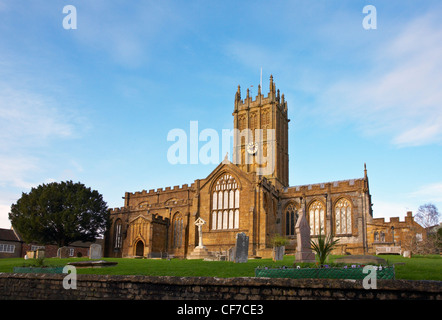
xmin=415 ymin=203 xmax=440 ymax=228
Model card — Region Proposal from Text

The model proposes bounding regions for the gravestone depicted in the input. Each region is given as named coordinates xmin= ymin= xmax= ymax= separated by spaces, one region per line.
xmin=89 ymin=243 xmax=102 ymax=259
xmin=35 ymin=249 xmax=45 ymax=259
xmin=272 ymin=246 xmax=285 ymax=261
xmin=294 ymin=208 xmax=316 ymax=263
xmin=234 ymin=232 xmax=249 ymax=263
xmin=57 ymin=246 xmax=70 ymax=258
xmin=227 ymin=247 xmax=235 ymax=262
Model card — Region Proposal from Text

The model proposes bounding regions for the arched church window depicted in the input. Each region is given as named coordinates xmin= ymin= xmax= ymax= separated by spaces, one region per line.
xmin=114 ymin=219 xmax=123 ymax=249
xmin=309 ymin=200 xmax=325 ymax=236
xmin=211 ymin=174 xmax=240 ymax=230
xmin=374 ymin=231 xmax=379 ymax=242
xmin=173 ymin=213 xmax=183 ymax=248
xmin=335 ymin=198 xmax=352 ymax=234
xmin=285 ymin=203 xmax=297 ymax=236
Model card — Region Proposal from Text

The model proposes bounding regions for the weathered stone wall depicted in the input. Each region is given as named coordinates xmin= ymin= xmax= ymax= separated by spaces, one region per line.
xmin=367 ymin=211 xmax=427 ymax=254
xmin=0 ymin=273 xmax=440 ymax=300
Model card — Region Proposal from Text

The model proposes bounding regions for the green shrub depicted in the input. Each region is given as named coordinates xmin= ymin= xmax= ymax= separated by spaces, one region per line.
xmin=271 ymin=235 xmax=289 ymax=247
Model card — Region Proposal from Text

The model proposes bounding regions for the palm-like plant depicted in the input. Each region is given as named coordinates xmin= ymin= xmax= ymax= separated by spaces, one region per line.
xmin=310 ymin=229 xmax=339 ymax=266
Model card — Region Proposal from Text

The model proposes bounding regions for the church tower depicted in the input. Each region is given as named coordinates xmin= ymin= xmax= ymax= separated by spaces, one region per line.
xmin=232 ymin=75 xmax=289 ymax=189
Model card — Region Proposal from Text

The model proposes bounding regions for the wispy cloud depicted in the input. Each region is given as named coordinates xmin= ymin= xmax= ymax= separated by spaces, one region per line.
xmin=0 ymin=65 xmax=87 ymax=192
xmin=70 ymin=1 xmax=188 ymax=68
xmin=223 ymin=41 xmax=288 ymax=72
xmin=318 ymin=13 xmax=442 ymax=147
xmin=0 ymin=155 xmax=38 ymax=189
xmin=0 ymin=203 xmax=12 ymax=229
xmin=410 ymin=182 xmax=442 ymax=203
xmin=0 ymin=86 xmax=75 ymax=148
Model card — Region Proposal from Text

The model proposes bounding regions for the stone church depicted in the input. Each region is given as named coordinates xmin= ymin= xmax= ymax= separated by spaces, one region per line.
xmin=104 ymin=76 xmax=425 ymax=259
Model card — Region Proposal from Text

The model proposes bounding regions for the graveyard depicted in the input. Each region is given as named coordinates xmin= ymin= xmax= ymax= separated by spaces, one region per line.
xmin=2 ymin=218 xmax=440 ymax=282
xmin=0 ymin=254 xmax=440 ymax=280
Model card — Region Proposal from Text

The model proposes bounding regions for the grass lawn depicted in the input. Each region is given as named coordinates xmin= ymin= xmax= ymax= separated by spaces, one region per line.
xmin=0 ymin=255 xmax=440 ymax=280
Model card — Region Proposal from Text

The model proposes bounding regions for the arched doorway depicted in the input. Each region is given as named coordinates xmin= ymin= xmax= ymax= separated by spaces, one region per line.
xmin=135 ymin=240 xmax=144 ymax=257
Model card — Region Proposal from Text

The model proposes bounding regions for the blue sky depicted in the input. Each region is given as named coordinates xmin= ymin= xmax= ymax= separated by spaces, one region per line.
xmin=1 ymin=0 xmax=442 ymax=228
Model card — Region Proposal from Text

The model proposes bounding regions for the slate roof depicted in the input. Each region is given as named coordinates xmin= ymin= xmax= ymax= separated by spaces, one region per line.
xmin=0 ymin=228 xmax=21 ymax=242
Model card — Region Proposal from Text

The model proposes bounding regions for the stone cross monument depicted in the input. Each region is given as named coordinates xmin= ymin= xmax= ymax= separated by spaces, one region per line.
xmin=295 ymin=207 xmax=316 ymax=263
xmin=194 ymin=217 xmax=206 ymax=249
xmin=187 ymin=217 xmax=214 ymax=260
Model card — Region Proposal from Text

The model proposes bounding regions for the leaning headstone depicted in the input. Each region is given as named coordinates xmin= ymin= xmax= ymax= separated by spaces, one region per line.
xmin=57 ymin=246 xmax=70 ymax=258
xmin=89 ymin=243 xmax=102 ymax=259
xmin=234 ymin=232 xmax=249 ymax=263
xmin=35 ymin=249 xmax=45 ymax=259
xmin=294 ymin=208 xmax=316 ymax=263
xmin=272 ymin=245 xmax=285 ymax=261
xmin=227 ymin=247 xmax=235 ymax=262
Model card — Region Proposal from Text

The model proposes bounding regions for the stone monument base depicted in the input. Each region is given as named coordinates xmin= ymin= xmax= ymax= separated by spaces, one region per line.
xmin=333 ymin=255 xmax=386 ymax=265
xmin=187 ymin=246 xmax=215 ymax=260
xmin=67 ymin=260 xmax=118 ymax=268
xmin=295 ymin=251 xmax=316 ymax=263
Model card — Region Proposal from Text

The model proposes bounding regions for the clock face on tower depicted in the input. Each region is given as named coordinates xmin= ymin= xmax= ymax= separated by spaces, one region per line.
xmin=246 ymin=142 xmax=258 ymax=155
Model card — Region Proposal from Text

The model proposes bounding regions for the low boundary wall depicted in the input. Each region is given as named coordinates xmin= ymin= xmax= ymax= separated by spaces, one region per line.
xmin=0 ymin=273 xmax=440 ymax=300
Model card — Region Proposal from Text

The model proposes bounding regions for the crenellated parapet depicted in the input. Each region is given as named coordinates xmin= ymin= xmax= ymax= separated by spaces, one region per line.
xmin=285 ymin=178 xmax=366 ymax=195
xmin=233 ymin=74 xmax=287 ymax=114
xmin=128 ymin=183 xmax=191 ymax=197
xmin=109 ymin=206 xmax=132 ymax=215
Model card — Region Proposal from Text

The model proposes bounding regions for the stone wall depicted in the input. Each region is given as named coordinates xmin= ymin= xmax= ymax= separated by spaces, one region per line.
xmin=367 ymin=211 xmax=427 ymax=254
xmin=0 ymin=273 xmax=440 ymax=300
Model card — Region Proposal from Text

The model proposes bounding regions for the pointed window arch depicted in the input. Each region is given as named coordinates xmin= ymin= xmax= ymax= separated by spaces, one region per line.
xmin=374 ymin=231 xmax=379 ymax=242
xmin=211 ymin=173 xmax=240 ymax=230
xmin=335 ymin=198 xmax=352 ymax=234
xmin=285 ymin=203 xmax=298 ymax=236
xmin=309 ymin=200 xmax=325 ymax=236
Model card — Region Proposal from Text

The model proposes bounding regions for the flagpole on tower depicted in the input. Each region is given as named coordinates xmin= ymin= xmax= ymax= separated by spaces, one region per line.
xmin=260 ymin=67 xmax=262 ymax=90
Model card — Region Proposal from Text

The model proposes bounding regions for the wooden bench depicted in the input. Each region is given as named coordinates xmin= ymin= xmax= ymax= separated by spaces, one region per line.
xmin=376 ymin=246 xmax=401 ymax=255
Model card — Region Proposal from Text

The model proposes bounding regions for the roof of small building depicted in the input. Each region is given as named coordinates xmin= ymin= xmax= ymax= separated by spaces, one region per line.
xmin=0 ymin=228 xmax=21 ymax=242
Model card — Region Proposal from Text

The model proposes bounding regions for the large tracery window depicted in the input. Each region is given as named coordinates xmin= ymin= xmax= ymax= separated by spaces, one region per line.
xmin=212 ymin=174 xmax=240 ymax=230
xmin=309 ymin=200 xmax=325 ymax=236
xmin=335 ymin=198 xmax=352 ymax=234
xmin=285 ymin=203 xmax=298 ymax=236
